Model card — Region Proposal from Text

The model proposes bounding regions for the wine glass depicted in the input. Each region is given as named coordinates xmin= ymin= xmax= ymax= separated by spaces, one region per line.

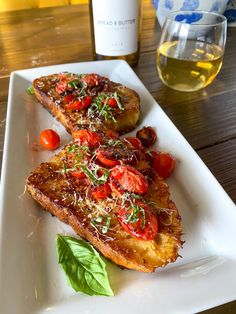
xmin=156 ymin=11 xmax=227 ymax=92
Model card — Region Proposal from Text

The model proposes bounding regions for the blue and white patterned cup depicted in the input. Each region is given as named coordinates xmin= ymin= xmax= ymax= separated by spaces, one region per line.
xmin=225 ymin=0 xmax=236 ymax=25
xmin=153 ymin=0 xmax=231 ymax=26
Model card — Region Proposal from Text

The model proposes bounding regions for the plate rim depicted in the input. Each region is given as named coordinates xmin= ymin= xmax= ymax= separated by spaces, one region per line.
xmin=0 ymin=60 xmax=236 ymax=314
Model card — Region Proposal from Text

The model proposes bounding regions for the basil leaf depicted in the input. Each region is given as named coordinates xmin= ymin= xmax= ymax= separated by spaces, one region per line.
xmin=56 ymin=235 xmax=114 ymax=296
xmin=26 ymin=85 xmax=34 ymax=95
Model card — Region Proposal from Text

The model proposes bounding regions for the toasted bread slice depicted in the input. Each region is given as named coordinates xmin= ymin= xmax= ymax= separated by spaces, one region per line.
xmin=33 ymin=73 xmax=140 ymax=134
xmin=26 ymin=131 xmax=182 ymax=272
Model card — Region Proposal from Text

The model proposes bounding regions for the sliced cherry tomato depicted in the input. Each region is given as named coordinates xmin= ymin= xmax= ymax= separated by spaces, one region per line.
xmin=152 ymin=152 xmax=176 ymax=179
xmin=145 ymin=150 xmax=159 ymax=163
xmin=55 ymin=80 xmax=68 ymax=94
xmin=72 ymin=129 xmax=102 ymax=148
xmin=139 ymin=165 xmax=156 ymax=183
xmin=136 ymin=126 xmax=157 ymax=148
xmin=105 ymin=129 xmax=119 ymax=139
xmin=111 ymin=165 xmax=148 ymax=195
xmin=63 ymin=94 xmax=75 ymax=103
xmin=83 ymin=95 xmax=93 ymax=107
xmin=66 ymin=100 xmax=82 ymax=110
xmin=66 ymin=95 xmax=92 ymax=110
xmin=69 ymin=170 xmax=86 ymax=179
xmin=107 ymin=98 xmax=118 ymax=108
xmin=90 ymin=182 xmax=111 ymax=201
xmin=96 ymin=149 xmax=120 ymax=167
xmin=109 ymin=179 xmax=125 ymax=197
xmin=39 ymin=129 xmax=60 ymax=150
xmin=81 ymin=74 xmax=101 ymax=87
xmin=118 ymin=201 xmax=158 ymax=240
xmin=96 ymin=147 xmax=135 ymax=167
xmin=123 ymin=137 xmax=143 ymax=150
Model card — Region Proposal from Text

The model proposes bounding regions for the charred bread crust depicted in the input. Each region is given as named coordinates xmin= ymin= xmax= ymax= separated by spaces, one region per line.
xmin=33 ymin=73 xmax=141 ymax=135
xmin=26 ymin=141 xmax=182 ymax=272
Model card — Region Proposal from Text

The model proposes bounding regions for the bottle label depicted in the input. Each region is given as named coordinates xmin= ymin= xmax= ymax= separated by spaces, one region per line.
xmin=92 ymin=0 xmax=139 ymax=56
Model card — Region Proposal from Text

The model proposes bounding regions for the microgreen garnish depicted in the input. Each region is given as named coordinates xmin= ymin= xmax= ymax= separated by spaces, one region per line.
xmin=94 ymin=216 xmax=103 ymax=223
xmin=64 ymin=144 xmax=109 ymax=185
xmin=63 ymin=162 xmax=69 ymax=174
xmin=120 ymin=193 xmax=146 ymax=229
xmin=90 ymin=216 xmax=111 ymax=234
xmin=113 ymin=92 xmax=124 ymax=111
xmin=125 ymin=204 xmax=146 ymax=229
xmin=132 ymin=193 xmax=142 ymax=200
xmin=26 ymin=85 xmax=34 ymax=95
xmin=76 ymin=87 xmax=87 ymax=97
xmin=121 ymin=192 xmax=142 ymax=207
xmin=66 ymin=145 xmax=91 ymax=165
xmin=88 ymin=92 xmax=123 ymax=122
xmin=107 ymin=139 xmax=124 ymax=148
xmin=102 ymin=216 xmax=111 ymax=234
xmin=146 ymin=150 xmax=154 ymax=157
xmin=67 ymin=79 xmax=80 ymax=89
xmin=80 ymin=165 xmax=109 ymax=185
xmin=66 ymin=145 xmax=78 ymax=153
xmin=66 ymin=144 xmax=90 ymax=154
xmin=61 ymin=163 xmax=77 ymax=174
xmin=100 ymin=102 xmax=116 ymax=122
xmin=62 ymin=144 xmax=91 ymax=174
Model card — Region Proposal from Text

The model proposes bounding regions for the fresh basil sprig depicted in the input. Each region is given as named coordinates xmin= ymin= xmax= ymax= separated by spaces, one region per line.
xmin=57 ymin=235 xmax=114 ymax=296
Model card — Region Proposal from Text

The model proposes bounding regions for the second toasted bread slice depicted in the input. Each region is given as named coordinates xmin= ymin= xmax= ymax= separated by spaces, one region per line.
xmin=33 ymin=73 xmax=140 ymax=135
xmin=26 ymin=130 xmax=182 ymax=272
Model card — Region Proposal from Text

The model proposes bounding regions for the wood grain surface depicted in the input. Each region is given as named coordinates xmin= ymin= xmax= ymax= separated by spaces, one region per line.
xmin=0 ymin=1 xmax=235 ymax=313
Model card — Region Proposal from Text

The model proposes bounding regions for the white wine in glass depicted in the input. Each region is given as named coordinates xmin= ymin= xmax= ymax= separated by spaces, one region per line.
xmin=156 ymin=11 xmax=227 ymax=92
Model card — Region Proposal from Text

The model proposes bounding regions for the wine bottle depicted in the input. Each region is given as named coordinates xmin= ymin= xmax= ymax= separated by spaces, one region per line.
xmin=89 ymin=0 xmax=142 ymax=66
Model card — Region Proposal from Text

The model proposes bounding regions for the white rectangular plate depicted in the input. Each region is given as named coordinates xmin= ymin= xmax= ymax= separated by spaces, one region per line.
xmin=0 ymin=60 xmax=236 ymax=314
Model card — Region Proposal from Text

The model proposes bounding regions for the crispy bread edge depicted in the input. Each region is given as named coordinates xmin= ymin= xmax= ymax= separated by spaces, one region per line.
xmin=27 ymin=181 xmax=156 ymax=272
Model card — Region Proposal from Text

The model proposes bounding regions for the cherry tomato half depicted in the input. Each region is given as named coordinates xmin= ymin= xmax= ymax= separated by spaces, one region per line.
xmin=81 ymin=73 xmax=101 ymax=87
xmin=152 ymin=152 xmax=176 ymax=179
xmin=136 ymin=126 xmax=157 ymax=148
xmin=69 ymin=170 xmax=86 ymax=179
xmin=105 ymin=129 xmax=119 ymax=139
xmin=55 ymin=80 xmax=68 ymax=94
xmin=90 ymin=182 xmax=111 ymax=201
xmin=118 ymin=201 xmax=158 ymax=240
xmin=66 ymin=96 xmax=92 ymax=110
xmin=145 ymin=150 xmax=159 ymax=163
xmin=109 ymin=179 xmax=125 ymax=197
xmin=72 ymin=129 xmax=102 ymax=148
xmin=96 ymin=149 xmax=120 ymax=167
xmin=39 ymin=129 xmax=60 ymax=150
xmin=123 ymin=137 xmax=143 ymax=150
xmin=107 ymin=98 xmax=118 ymax=108
xmin=63 ymin=94 xmax=75 ymax=103
xmin=111 ymin=165 xmax=148 ymax=195
xmin=96 ymin=147 xmax=136 ymax=168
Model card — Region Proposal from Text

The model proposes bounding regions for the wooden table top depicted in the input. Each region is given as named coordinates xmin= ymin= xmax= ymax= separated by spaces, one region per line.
xmin=0 ymin=1 xmax=235 ymax=313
